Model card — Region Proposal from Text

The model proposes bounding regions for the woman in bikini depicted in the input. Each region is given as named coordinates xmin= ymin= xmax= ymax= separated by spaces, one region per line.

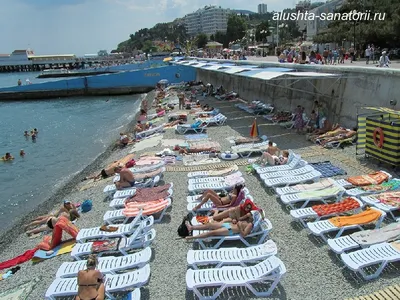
xmin=210 ymin=198 xmax=259 ymax=223
xmin=25 ymin=200 xmax=79 ymax=234
xmin=192 ymin=184 xmax=244 ymax=212
xmin=185 ymin=211 xmax=256 ymax=240
xmin=257 ymin=150 xmax=289 ymax=166
xmin=76 ymin=254 xmax=105 ymax=300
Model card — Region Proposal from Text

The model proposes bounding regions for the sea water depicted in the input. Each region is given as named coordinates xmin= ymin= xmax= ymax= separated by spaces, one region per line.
xmin=0 ymin=92 xmax=143 ymax=232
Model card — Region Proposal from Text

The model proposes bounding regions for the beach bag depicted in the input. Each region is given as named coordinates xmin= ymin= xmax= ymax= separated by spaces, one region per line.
xmin=81 ymin=199 xmax=92 ymax=213
xmin=125 ymin=159 xmax=136 ymax=168
xmin=177 ymin=213 xmax=193 ymax=237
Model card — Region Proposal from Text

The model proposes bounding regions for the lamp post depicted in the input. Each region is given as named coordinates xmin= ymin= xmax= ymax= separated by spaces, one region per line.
xmin=352 ymin=10 xmax=357 ymax=61
xmin=260 ymin=30 xmax=267 ymax=57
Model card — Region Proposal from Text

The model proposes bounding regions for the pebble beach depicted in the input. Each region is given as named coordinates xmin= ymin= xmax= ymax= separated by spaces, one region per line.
xmin=0 ymin=90 xmax=399 ymax=300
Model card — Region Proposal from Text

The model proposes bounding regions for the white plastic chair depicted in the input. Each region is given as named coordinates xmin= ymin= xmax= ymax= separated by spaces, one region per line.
xmin=109 ymin=186 xmax=173 ymax=209
xmin=263 ymin=170 xmax=322 ymax=188
xmin=260 ymin=165 xmax=315 ymax=180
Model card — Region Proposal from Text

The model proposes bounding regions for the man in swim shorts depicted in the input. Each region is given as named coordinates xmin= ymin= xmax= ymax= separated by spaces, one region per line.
xmin=114 ymin=165 xmax=136 ymax=189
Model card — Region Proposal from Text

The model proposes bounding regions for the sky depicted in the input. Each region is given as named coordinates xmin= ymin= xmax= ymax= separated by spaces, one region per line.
xmin=0 ymin=0 xmax=298 ymax=56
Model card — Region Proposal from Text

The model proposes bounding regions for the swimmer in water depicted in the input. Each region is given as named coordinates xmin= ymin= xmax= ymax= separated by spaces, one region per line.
xmin=20 ymin=149 xmax=25 ymax=156
xmin=24 ymin=131 xmax=30 ymax=137
xmin=31 ymin=131 xmax=36 ymax=140
xmin=1 ymin=152 xmax=14 ymax=161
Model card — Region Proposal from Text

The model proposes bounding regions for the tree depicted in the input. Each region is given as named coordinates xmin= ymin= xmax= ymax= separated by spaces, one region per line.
xmin=226 ymin=14 xmax=247 ymax=44
xmin=196 ymin=33 xmax=208 ymax=49
xmin=255 ymin=21 xmax=270 ymax=42
xmin=142 ymin=40 xmax=156 ymax=53
xmin=210 ymin=34 xmax=215 ymax=41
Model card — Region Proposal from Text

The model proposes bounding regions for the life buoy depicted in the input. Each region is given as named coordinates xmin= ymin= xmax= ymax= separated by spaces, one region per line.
xmin=373 ymin=127 xmax=384 ymax=148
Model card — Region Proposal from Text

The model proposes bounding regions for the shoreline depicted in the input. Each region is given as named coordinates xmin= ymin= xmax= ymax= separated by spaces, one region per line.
xmin=0 ymin=91 xmax=153 ymax=253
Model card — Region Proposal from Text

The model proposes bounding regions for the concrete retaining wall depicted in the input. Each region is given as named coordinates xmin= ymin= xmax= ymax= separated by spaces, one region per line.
xmin=195 ymin=59 xmax=400 ymax=127
xmin=0 ymin=65 xmax=196 ymax=100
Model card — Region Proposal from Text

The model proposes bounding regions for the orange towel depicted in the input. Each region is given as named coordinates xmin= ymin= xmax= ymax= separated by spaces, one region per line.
xmin=312 ymin=198 xmax=360 ymax=217
xmin=328 ymin=208 xmax=382 ymax=227
xmin=196 ymin=215 xmax=209 ymax=224
xmin=37 ymin=216 xmax=79 ymax=251
xmin=123 ymin=199 xmax=169 ymax=217
xmin=347 ymin=171 xmax=389 ymax=187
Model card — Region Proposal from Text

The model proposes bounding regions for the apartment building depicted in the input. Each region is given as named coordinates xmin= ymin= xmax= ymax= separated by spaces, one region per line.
xmin=184 ymin=6 xmax=231 ymax=37
xmin=257 ymin=3 xmax=268 ymax=14
xmin=307 ymin=0 xmax=344 ymax=40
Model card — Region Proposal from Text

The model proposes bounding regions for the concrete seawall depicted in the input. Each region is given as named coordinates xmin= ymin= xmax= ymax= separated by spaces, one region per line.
xmin=0 ymin=65 xmax=196 ymax=101
xmin=194 ymin=59 xmax=400 ymax=127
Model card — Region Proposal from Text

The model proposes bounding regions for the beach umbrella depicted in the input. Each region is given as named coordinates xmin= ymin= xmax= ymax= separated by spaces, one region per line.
xmin=250 ymin=118 xmax=259 ymax=138
xmin=163 ymin=57 xmax=173 ymax=62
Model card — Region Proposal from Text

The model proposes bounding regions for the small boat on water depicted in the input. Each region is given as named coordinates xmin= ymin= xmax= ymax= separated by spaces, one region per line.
xmin=37 ymin=68 xmax=117 ymax=78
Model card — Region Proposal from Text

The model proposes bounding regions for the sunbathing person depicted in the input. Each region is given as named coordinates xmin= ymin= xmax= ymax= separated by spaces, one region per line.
xmin=135 ymin=122 xmax=150 ymax=133
xmin=317 ymin=126 xmax=348 ymax=139
xmin=185 ymin=211 xmax=255 ymax=240
xmin=308 ymin=120 xmax=336 ymax=141
xmin=210 ymin=198 xmax=259 ymax=223
xmin=155 ymin=105 xmax=164 ymax=114
xmin=257 ymin=150 xmax=289 ymax=166
xmin=26 ymin=208 xmax=80 ymax=236
xmin=175 ymin=145 xmax=217 ymax=155
xmin=267 ymin=141 xmax=280 ymax=155
xmin=164 ymin=119 xmax=185 ymax=128
xmin=319 ymin=127 xmax=357 ymax=146
xmin=192 ymin=184 xmax=244 ymax=212
xmin=114 ymin=165 xmax=136 ymax=189
xmin=83 ymin=155 xmax=135 ymax=181
xmin=118 ymin=133 xmax=134 ymax=147
xmin=76 ymin=254 xmax=105 ymax=300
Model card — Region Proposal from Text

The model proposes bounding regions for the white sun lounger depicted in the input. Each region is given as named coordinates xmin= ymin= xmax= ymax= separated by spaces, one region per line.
xmin=327 ymin=221 xmax=400 ymax=254
xmin=188 ymin=171 xmax=242 ymax=185
xmin=186 ymin=256 xmax=286 ymax=300
xmin=290 ymin=197 xmax=364 ymax=227
xmin=109 ymin=185 xmax=173 ymax=209
xmin=188 ymin=177 xmax=245 ymax=195
xmin=260 ymin=164 xmax=315 ymax=180
xmin=197 ymin=113 xmax=227 ymax=126
xmin=113 ymin=167 xmax=165 ymax=183
xmin=187 ymin=165 xmax=239 ymax=178
xmin=187 ymin=240 xmax=278 ymax=269
xmin=193 ymin=216 xmax=273 ymax=249
xmin=275 ymin=178 xmax=352 ymax=195
xmin=103 ymin=176 xmax=160 ymax=196
xmin=175 ymin=124 xmax=207 ymax=134
xmin=104 ymin=198 xmax=172 ymax=224
xmin=254 ymin=154 xmax=306 ymax=174
xmin=231 ymin=140 xmax=269 ymax=151
xmin=45 ymin=265 xmax=150 ymax=300
xmin=76 ymin=212 xmax=154 ymax=243
xmin=71 ymin=228 xmax=156 ymax=260
xmin=130 ymin=160 xmax=165 ymax=173
xmin=307 ymin=208 xmax=386 ymax=242
xmin=232 ymin=145 xmax=269 ymax=158
xmin=186 ymin=192 xmax=252 ymax=213
xmin=263 ymin=170 xmax=322 ymax=189
xmin=56 ymin=247 xmax=152 ymax=278
xmin=360 ymin=194 xmax=400 ymax=220
xmin=340 ymin=241 xmax=400 ymax=280
xmin=136 ymin=124 xmax=164 ymax=139
xmin=281 ymin=185 xmax=346 ymax=209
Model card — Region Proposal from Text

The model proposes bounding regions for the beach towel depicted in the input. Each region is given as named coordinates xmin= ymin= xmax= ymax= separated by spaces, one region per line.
xmin=328 ymin=208 xmax=382 ymax=227
xmin=0 ymin=248 xmax=38 ymax=271
xmin=134 ymin=156 xmax=162 ymax=166
xmin=361 ymin=179 xmax=400 ymax=192
xmin=123 ymin=199 xmax=169 ymax=216
xmin=231 ymin=137 xmax=261 ymax=145
xmin=374 ymin=191 xmax=400 ymax=208
xmin=92 ymin=239 xmax=120 ymax=253
xmin=206 ymin=165 xmax=239 ymax=177
xmin=37 ymin=216 xmax=79 ymax=251
xmin=293 ymin=186 xmax=343 ymax=200
xmin=185 ymin=134 xmax=208 ymax=140
xmin=196 ymin=215 xmax=210 ymax=224
xmin=284 ymin=178 xmax=335 ymax=192
xmin=350 ymin=222 xmax=400 ymax=246
xmin=310 ymin=161 xmax=347 ymax=178
xmin=125 ymin=183 xmax=171 ymax=204
xmin=133 ymin=167 xmax=164 ymax=181
xmin=347 ymin=171 xmax=390 ymax=186
xmin=312 ymin=197 xmax=360 ymax=217
xmin=392 ymin=241 xmax=400 ymax=251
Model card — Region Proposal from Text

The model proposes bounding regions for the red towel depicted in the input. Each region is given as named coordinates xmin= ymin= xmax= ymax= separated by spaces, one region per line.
xmin=0 ymin=247 xmax=38 ymax=270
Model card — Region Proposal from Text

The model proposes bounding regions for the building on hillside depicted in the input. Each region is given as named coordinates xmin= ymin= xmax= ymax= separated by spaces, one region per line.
xmin=257 ymin=3 xmax=268 ymax=14
xmin=296 ymin=0 xmax=311 ymax=34
xmin=307 ymin=0 xmax=344 ymax=41
xmin=184 ymin=6 xmax=231 ymax=37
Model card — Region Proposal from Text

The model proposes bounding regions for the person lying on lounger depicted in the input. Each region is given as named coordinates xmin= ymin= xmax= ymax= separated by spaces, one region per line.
xmin=307 ymin=121 xmax=337 ymax=141
xmin=25 ymin=206 xmax=80 ymax=236
xmin=267 ymin=141 xmax=280 ymax=156
xmin=185 ymin=211 xmax=255 ymax=240
xmin=83 ymin=155 xmax=135 ymax=181
xmin=164 ymin=119 xmax=185 ymax=128
xmin=76 ymin=254 xmax=105 ymax=300
xmin=319 ymin=127 xmax=357 ymax=146
xmin=134 ymin=121 xmax=150 ymax=133
xmin=257 ymin=150 xmax=289 ymax=166
xmin=114 ymin=165 xmax=136 ymax=189
xmin=209 ymin=198 xmax=259 ymax=223
xmin=192 ymin=184 xmax=244 ymax=212
xmin=118 ymin=132 xmax=134 ymax=147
